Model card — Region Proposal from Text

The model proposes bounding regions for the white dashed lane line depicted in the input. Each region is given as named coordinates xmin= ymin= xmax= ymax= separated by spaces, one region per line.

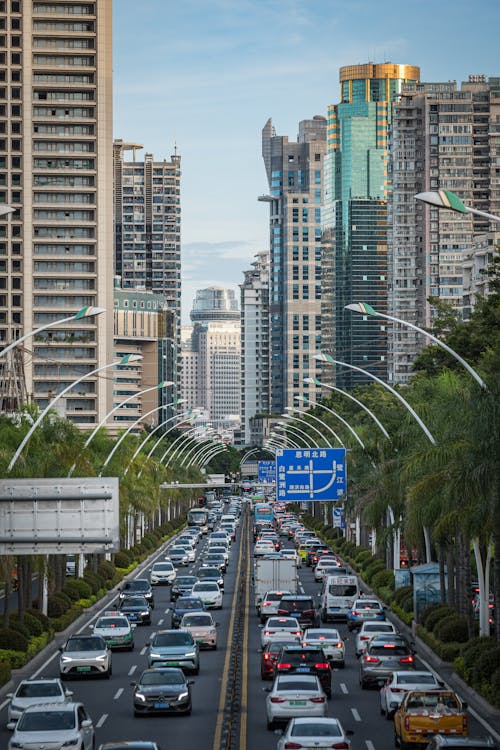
xmin=96 ymin=714 xmax=108 ymax=728
xmin=128 ymin=665 xmax=137 ymax=676
xmin=340 ymin=683 xmax=348 ymax=694
xmin=366 ymin=741 xmax=375 ymax=750
xmin=114 ymin=688 xmax=123 ymax=700
xmin=158 ymin=619 xmax=164 ymax=626
xmin=140 ymin=646 xmax=147 ymax=655
xmin=351 ymin=707 xmax=362 ymax=722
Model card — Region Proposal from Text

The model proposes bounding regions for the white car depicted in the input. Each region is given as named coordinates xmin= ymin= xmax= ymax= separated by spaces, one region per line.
xmin=176 ymin=543 xmax=196 ymax=563
xmin=191 ymin=581 xmax=223 ymax=609
xmin=258 ymin=590 xmax=292 ymax=622
xmin=6 ymin=679 xmax=73 ymax=725
xmin=254 ymin=540 xmax=275 ymax=557
xmin=380 ymin=670 xmax=443 ymax=718
xmin=314 ymin=559 xmax=342 ymax=582
xmin=355 ymin=620 xmax=397 ymax=656
xmin=277 ymin=717 xmax=352 ymax=750
xmin=150 ymin=561 xmax=177 ymax=585
xmin=260 ymin=616 xmax=302 ymax=648
xmin=59 ymin=635 xmax=112 ymax=680
xmin=207 ymin=544 xmax=230 ymax=565
xmin=91 ymin=612 xmax=135 ymax=651
xmin=265 ymin=674 xmax=327 ymax=730
xmin=180 ymin=611 xmax=218 ymax=649
xmin=302 ymin=628 xmax=345 ymax=667
xmin=7 ymin=702 xmax=94 ymax=749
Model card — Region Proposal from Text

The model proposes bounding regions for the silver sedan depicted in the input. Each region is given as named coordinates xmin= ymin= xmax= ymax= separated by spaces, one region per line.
xmin=265 ymin=674 xmax=327 ymax=730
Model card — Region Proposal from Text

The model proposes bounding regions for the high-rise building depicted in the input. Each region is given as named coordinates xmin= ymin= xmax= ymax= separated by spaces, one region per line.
xmin=240 ymin=252 xmax=270 ymax=445
xmin=113 ymin=140 xmax=182 ymax=415
xmin=261 ymin=116 xmax=327 ymax=414
xmin=389 ymin=76 xmax=500 ymax=383
xmin=322 ymin=63 xmax=420 ymax=389
xmin=0 ymin=0 xmax=114 ymax=425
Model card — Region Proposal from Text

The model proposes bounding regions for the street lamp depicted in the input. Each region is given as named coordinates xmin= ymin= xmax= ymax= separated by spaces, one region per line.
xmin=162 ymin=425 xmax=213 ymax=468
xmin=188 ymin=441 xmax=224 ymax=469
xmin=100 ymin=398 xmax=183 ymax=474
xmin=274 ymin=422 xmax=319 ymax=448
xmin=295 ymin=395 xmax=365 ymax=450
xmin=198 ymin=445 xmax=226 ymax=469
xmin=269 ymin=430 xmax=299 ymax=449
xmin=0 ymin=305 xmax=106 ymax=359
xmin=345 ymin=302 xmax=486 ymax=390
xmin=68 ymin=379 xmax=174 ymax=476
xmin=415 ymin=189 xmax=500 ymax=225
xmin=314 ymin=352 xmax=436 ymax=445
xmin=181 ymin=430 xmax=217 ymax=467
xmin=8 ymin=353 xmax=142 ymax=473
xmin=285 ymin=405 xmax=343 ymax=446
xmin=304 ymin=376 xmax=390 ymax=439
xmin=281 ymin=412 xmax=333 ymax=448
xmin=123 ymin=400 xmax=186 ymax=476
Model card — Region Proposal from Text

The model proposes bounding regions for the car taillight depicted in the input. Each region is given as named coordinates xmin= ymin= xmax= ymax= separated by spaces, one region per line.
xmin=331 ymin=743 xmax=349 ymax=749
xmin=351 ymin=610 xmax=359 ymax=616
xmin=314 ymin=662 xmax=330 ymax=669
xmin=399 ymin=656 xmax=414 ymax=664
xmin=390 ymin=687 xmax=402 ymax=693
xmin=294 ymin=631 xmax=302 ymax=636
xmin=284 ymin=743 xmax=303 ymax=749
xmin=363 ymin=655 xmax=380 ymax=663
xmin=270 ymin=696 xmax=286 ymax=703
xmin=264 ymin=631 xmax=271 ymax=636
xmin=309 ymin=696 xmax=326 ymax=703
xmin=304 ymin=609 xmax=315 ymax=616
xmin=336 ymin=642 xmax=343 ymax=648
xmin=360 ymin=635 xmax=370 ymax=641
xmin=277 ymin=663 xmax=292 ymax=670
xmin=277 ymin=609 xmax=287 ymax=615
xmin=262 ymin=602 xmax=271 ymax=607
xmin=462 ymin=715 xmax=468 ymax=731
xmin=263 ymin=653 xmax=270 ymax=660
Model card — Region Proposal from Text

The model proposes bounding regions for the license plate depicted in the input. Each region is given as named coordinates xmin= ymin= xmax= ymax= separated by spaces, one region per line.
xmin=296 ymin=667 xmax=310 ymax=673
xmin=77 ymin=666 xmax=91 ymax=672
xmin=289 ymin=700 xmax=306 ymax=706
xmin=154 ymin=702 xmax=169 ymax=709
xmin=128 ymin=615 xmax=137 ymax=620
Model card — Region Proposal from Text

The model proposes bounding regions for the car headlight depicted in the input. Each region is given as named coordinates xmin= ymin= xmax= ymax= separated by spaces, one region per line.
xmin=141 ymin=611 xmax=149 ymax=616
xmin=177 ymin=691 xmax=189 ymax=700
xmin=149 ymin=652 xmax=161 ymax=659
xmin=61 ymin=656 xmax=73 ymax=663
xmin=134 ymin=691 xmax=146 ymax=702
xmin=185 ymin=651 xmax=196 ymax=658
xmin=96 ymin=654 xmax=108 ymax=662
xmin=10 ymin=703 xmax=23 ymax=712
xmin=62 ymin=739 xmax=79 ymax=747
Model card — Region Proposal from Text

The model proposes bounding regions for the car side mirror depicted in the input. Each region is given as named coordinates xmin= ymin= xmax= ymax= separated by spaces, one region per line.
xmin=263 ymin=687 xmax=272 ymax=692
xmin=146 ymin=641 xmax=150 ymax=646
xmin=6 ymin=722 xmax=16 ymax=731
xmin=81 ymin=719 xmax=92 ymax=728
xmin=65 ymin=690 xmax=74 ymax=697
xmin=462 ymin=701 xmax=468 ymax=710
xmin=346 ymin=730 xmax=355 ymax=737
xmin=59 ymin=646 xmax=64 ymax=652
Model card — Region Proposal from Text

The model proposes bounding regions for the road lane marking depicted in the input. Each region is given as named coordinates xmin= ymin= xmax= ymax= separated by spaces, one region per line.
xmin=351 ymin=708 xmax=361 ymax=722
xmin=128 ymin=665 xmax=137 ymax=676
xmin=114 ymin=688 xmax=123 ymax=700
xmin=366 ymin=741 xmax=375 ymax=750
xmin=140 ymin=646 xmax=147 ymax=655
xmin=340 ymin=682 xmax=348 ymax=694
xmin=96 ymin=714 xmax=108 ymax=728
xmin=158 ymin=618 xmax=164 ymax=625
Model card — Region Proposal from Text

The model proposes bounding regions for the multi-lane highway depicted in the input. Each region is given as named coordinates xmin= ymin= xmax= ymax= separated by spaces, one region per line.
xmin=0 ymin=505 xmax=497 ymax=749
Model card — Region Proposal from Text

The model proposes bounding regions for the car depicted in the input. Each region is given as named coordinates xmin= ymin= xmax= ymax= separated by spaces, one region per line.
xmin=119 ymin=578 xmax=154 ymax=608
xmin=175 ymin=543 xmax=196 ymax=563
xmin=150 ymin=561 xmax=176 ymax=585
xmin=191 ymin=581 xmax=223 ymax=609
xmin=197 ymin=566 xmax=224 ymax=590
xmin=59 ymin=635 xmax=112 ymax=680
xmin=131 ymin=667 xmax=193 ymax=716
xmin=277 ymin=717 xmax=352 ymax=750
xmin=6 ymin=678 xmax=73 ymax=725
xmin=7 ymin=702 xmax=94 ymax=749
xmin=147 ymin=629 xmax=200 ymax=673
xmin=201 ymin=553 xmax=226 ymax=573
xmin=355 ymin=620 xmax=398 ymax=656
xmin=170 ymin=596 xmax=206 ymax=629
xmin=302 ymin=628 xmax=345 ymax=668
xmin=380 ymin=670 xmax=444 ymax=718
xmin=359 ymin=635 xmax=415 ymax=688
xmin=179 ymin=611 xmax=218 ymax=649
xmin=91 ymin=612 xmax=135 ymax=651
xmin=260 ymin=639 xmax=299 ymax=681
xmin=306 ymin=545 xmax=333 ymax=566
xmin=394 ymin=690 xmax=469 ymax=748
xmin=274 ymin=644 xmax=332 ymax=698
xmin=209 ymin=531 xmax=230 ymax=545
xmin=118 ymin=595 xmax=152 ymax=625
xmin=425 ymin=736 xmax=497 ymax=750
xmin=254 ymin=540 xmax=276 ymax=556
xmin=169 ymin=546 xmax=190 ymax=566
xmin=260 ymin=616 xmax=302 ymax=648
xmin=277 ymin=594 xmax=319 ymax=629
xmin=265 ymin=674 xmax=327 ymax=730
xmin=314 ymin=558 xmax=343 ymax=582
xmin=170 ymin=575 xmax=199 ymax=602
xmin=98 ymin=744 xmax=162 ymax=750
xmin=258 ymin=590 xmax=292 ymax=622
xmin=347 ymin=598 xmax=386 ymax=631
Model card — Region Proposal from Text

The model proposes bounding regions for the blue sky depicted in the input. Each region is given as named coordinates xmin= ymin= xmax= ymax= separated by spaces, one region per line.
xmin=113 ymin=0 xmax=500 ymax=322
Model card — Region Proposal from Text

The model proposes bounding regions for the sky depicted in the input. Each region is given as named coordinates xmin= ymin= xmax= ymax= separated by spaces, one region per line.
xmin=113 ymin=0 xmax=500 ymax=323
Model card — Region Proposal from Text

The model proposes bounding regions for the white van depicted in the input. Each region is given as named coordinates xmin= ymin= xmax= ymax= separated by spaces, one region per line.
xmin=320 ymin=574 xmax=359 ymax=622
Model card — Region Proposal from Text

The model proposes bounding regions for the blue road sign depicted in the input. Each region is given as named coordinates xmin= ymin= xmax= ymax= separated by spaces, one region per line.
xmin=258 ymin=460 xmax=276 ymax=484
xmin=276 ymin=448 xmax=346 ymax=502
xmin=333 ymin=507 xmax=346 ymax=529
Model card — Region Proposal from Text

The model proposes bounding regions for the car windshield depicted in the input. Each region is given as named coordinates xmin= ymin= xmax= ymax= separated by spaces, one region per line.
xmin=123 ymin=597 xmax=147 ymax=607
xmin=193 ymin=583 xmax=218 ymax=591
xmin=407 ymin=694 xmax=459 ymax=710
xmin=97 ymin=618 xmax=128 ymax=628
xmin=397 ymin=674 xmax=437 ymax=685
xmin=370 ymin=644 xmax=409 ymax=656
xmin=364 ymin=623 xmax=393 ymax=632
xmin=307 ymin=631 xmax=339 ymax=641
xmin=281 ymin=600 xmax=313 ymax=612
xmin=139 ymin=670 xmax=184 ymax=686
xmin=266 ymin=593 xmax=285 ymax=602
xmin=183 ymin=615 xmax=212 ymax=627
xmin=125 ymin=580 xmax=148 ymax=591
xmin=267 ymin=618 xmax=297 ymax=628
xmin=284 ymin=650 xmax=323 ymax=664
xmin=153 ymin=632 xmax=193 ymax=647
xmin=357 ymin=601 xmax=381 ymax=610
xmin=176 ymin=577 xmax=197 ymax=586
xmin=276 ymin=677 xmax=318 ymax=691
xmin=18 ymin=710 xmax=75 ymax=731
xmin=17 ymin=683 xmax=62 ymax=698
xmin=153 ymin=563 xmax=174 ymax=571
xmin=291 ymin=723 xmax=342 ymax=738
xmin=65 ymin=637 xmax=104 ymax=651
xmin=176 ymin=599 xmax=203 ymax=610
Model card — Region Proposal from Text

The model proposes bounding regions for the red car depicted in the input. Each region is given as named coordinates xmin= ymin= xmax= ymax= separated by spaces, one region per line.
xmin=260 ymin=639 xmax=295 ymax=680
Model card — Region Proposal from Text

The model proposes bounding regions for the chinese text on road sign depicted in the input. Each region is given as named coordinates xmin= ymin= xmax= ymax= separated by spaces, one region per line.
xmin=276 ymin=448 xmax=346 ymax=502
xmin=258 ymin=460 xmax=276 ymax=484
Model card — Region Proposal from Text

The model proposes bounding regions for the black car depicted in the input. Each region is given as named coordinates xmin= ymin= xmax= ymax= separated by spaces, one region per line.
xmin=170 ymin=596 xmax=206 ymax=629
xmin=170 ymin=576 xmax=199 ymax=603
xmin=201 ymin=553 xmax=226 ymax=573
xmin=119 ymin=578 xmax=154 ymax=608
xmin=197 ymin=566 xmax=224 ymax=590
xmin=131 ymin=667 xmax=192 ymax=715
xmin=305 ymin=545 xmax=332 ymax=566
xmin=274 ymin=644 xmax=332 ymax=697
xmin=277 ymin=595 xmax=319 ymax=628
xmin=118 ymin=595 xmax=152 ymax=625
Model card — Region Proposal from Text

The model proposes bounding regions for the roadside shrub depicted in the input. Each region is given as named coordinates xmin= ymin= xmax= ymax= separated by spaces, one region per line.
xmin=83 ymin=569 xmax=104 ymax=594
xmin=53 ymin=591 xmax=72 ymax=610
xmin=400 ymin=591 xmax=414 ymax=613
xmin=7 ymin=616 xmax=30 ymax=640
xmin=472 ymin=645 xmax=500 ymax=686
xmin=363 ymin=560 xmax=386 ymax=583
xmin=114 ymin=551 xmax=131 ymax=568
xmin=0 ymin=659 xmax=11 ymax=687
xmin=48 ymin=596 xmax=67 ymax=618
xmin=0 ymin=649 xmax=26 ymax=669
xmin=64 ymin=578 xmax=93 ymax=601
xmin=9 ymin=613 xmax=43 ymax=638
xmin=0 ymin=627 xmax=28 ymax=652
xmin=393 ymin=586 xmax=413 ymax=606
xmin=424 ymin=606 xmax=456 ymax=632
xmin=354 ymin=549 xmax=374 ymax=567
xmin=420 ymin=603 xmax=448 ymax=628
xmin=372 ymin=569 xmax=395 ymax=591
xmin=97 ymin=561 xmax=115 ymax=581
xmin=51 ymin=604 xmax=83 ymax=633
xmin=490 ymin=667 xmax=500 ymax=708
xmin=141 ymin=535 xmax=155 ymax=550
xmin=434 ymin=615 xmax=469 ymax=643
xmin=461 ymin=637 xmax=495 ymax=671
xmin=26 ymin=608 xmax=51 ymax=631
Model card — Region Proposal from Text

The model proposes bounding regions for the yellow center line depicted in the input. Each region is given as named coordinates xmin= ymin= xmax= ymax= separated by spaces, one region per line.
xmin=212 ymin=512 xmax=247 ymax=750
xmin=239 ymin=512 xmax=251 ymax=750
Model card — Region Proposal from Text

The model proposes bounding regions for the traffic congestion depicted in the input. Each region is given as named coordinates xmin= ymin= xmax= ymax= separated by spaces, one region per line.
xmin=0 ymin=487 xmax=496 ymax=750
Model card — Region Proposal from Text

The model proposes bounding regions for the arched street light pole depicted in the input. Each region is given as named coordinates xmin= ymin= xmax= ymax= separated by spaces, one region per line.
xmin=162 ymin=426 xmax=213 ymax=469
xmin=285 ymin=405 xmax=343 ymax=446
xmin=189 ymin=442 xmax=224 ymax=469
xmin=123 ymin=400 xmax=187 ymax=476
xmin=8 ymin=353 xmax=142 ymax=473
xmin=137 ymin=410 xmax=197 ymax=477
xmin=281 ymin=412 xmax=333 ymax=448
xmin=198 ymin=445 xmax=227 ymax=469
xmin=0 ymin=305 xmax=105 ymax=360
xmin=181 ymin=430 xmax=217 ymax=467
xmin=345 ymin=301 xmax=487 ymax=390
xmin=314 ymin=352 xmax=436 ymax=445
xmin=295 ymin=395 xmax=365 ymax=450
xmin=415 ymin=188 xmax=500 ymax=226
xmin=304 ymin=376 xmax=390 ymax=439
xmin=269 ymin=431 xmax=300 ymax=449
xmin=274 ymin=422 xmax=319 ymax=448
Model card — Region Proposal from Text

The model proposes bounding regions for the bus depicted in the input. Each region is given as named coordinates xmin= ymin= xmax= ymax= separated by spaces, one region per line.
xmin=187 ymin=507 xmax=209 ymax=533
xmin=253 ymin=502 xmax=274 ymax=525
